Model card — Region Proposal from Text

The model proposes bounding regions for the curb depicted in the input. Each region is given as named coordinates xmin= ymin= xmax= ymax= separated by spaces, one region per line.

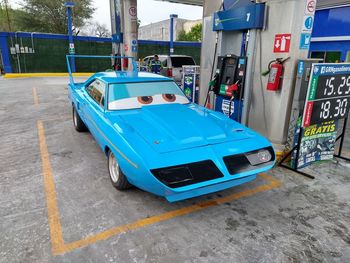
xmin=3 ymin=73 xmax=93 ymax=79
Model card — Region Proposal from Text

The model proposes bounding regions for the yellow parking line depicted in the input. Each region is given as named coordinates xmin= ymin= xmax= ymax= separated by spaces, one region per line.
xmin=32 ymin=87 xmax=39 ymax=105
xmin=37 ymin=119 xmax=281 ymax=256
xmin=37 ymin=121 xmax=65 ymax=254
xmin=5 ymin=72 xmax=94 ymax=79
xmin=62 ymin=173 xmax=280 ymax=254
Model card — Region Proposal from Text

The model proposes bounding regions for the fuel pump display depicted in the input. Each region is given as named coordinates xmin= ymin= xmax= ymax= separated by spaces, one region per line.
xmin=213 ymin=54 xmax=247 ymax=122
xmin=302 ymin=63 xmax=350 ymax=127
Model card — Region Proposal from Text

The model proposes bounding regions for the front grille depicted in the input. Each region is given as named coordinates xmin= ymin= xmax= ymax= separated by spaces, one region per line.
xmin=151 ymin=160 xmax=224 ymax=188
xmin=223 ymin=147 xmax=275 ymax=175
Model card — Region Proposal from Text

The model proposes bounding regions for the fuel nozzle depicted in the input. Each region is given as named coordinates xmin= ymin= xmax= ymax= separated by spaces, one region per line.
xmin=226 ymin=80 xmax=239 ymax=98
xmin=208 ymin=72 xmax=220 ymax=87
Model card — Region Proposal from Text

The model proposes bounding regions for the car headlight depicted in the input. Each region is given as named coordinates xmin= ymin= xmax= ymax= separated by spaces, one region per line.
xmin=246 ymin=149 xmax=272 ymax=166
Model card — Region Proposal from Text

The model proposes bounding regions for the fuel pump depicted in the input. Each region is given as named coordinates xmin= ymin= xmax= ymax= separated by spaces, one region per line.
xmin=210 ymin=54 xmax=247 ymax=121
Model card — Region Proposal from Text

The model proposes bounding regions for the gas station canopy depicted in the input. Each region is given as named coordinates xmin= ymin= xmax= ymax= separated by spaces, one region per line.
xmin=155 ymin=0 xmax=203 ymax=6
xmin=156 ymin=0 xmax=350 ymax=8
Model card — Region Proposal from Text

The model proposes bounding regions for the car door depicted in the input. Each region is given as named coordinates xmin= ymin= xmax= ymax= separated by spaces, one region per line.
xmin=142 ymin=56 xmax=151 ymax=72
xmin=159 ymin=56 xmax=168 ymax=76
xmin=83 ymin=79 xmax=107 ymax=146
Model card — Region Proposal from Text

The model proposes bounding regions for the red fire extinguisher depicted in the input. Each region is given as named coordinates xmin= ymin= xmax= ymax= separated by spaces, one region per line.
xmin=265 ymin=57 xmax=290 ymax=91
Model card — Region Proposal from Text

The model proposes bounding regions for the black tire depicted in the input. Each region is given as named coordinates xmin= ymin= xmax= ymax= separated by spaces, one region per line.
xmin=72 ymin=105 xmax=87 ymax=132
xmin=108 ymin=150 xmax=131 ymax=190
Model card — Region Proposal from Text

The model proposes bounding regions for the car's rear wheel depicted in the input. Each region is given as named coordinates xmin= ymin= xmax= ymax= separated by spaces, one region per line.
xmin=72 ymin=106 xmax=87 ymax=132
xmin=108 ymin=150 xmax=131 ymax=190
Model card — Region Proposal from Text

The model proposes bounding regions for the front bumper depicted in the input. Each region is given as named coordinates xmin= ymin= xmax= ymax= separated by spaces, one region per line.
xmin=165 ymin=174 xmax=256 ymax=202
xmin=151 ymin=147 xmax=274 ymax=189
xmin=123 ymin=138 xmax=276 ymax=202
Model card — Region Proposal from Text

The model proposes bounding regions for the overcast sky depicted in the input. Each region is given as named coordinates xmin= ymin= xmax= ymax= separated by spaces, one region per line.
xmin=10 ymin=0 xmax=203 ymax=31
xmin=93 ymin=0 xmax=203 ymax=29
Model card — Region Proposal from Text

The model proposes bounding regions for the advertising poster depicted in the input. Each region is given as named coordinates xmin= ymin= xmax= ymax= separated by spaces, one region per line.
xmin=292 ymin=116 xmax=338 ymax=169
xmin=182 ymin=66 xmax=199 ymax=103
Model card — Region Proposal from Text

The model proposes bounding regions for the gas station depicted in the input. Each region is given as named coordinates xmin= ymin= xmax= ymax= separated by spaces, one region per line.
xmin=103 ymin=0 xmax=350 ymax=153
xmin=1 ymin=0 xmax=350 ymax=262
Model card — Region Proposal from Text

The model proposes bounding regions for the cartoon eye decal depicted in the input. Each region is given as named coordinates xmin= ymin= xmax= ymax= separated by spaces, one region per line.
xmin=162 ymin=94 xmax=176 ymax=102
xmin=137 ymin=96 xmax=153 ymax=104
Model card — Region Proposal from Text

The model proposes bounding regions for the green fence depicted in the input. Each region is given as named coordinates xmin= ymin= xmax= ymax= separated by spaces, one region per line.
xmin=3 ymin=32 xmax=201 ymax=73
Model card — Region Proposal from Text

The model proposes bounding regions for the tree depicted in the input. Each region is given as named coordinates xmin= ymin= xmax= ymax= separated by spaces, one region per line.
xmin=0 ymin=2 xmax=26 ymax=31
xmin=81 ymin=22 xmax=111 ymax=37
xmin=15 ymin=0 xmax=95 ymax=34
xmin=177 ymin=23 xmax=202 ymax=42
xmin=94 ymin=23 xmax=110 ymax=37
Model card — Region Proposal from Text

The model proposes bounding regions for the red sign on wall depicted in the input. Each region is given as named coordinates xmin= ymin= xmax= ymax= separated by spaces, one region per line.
xmin=273 ymin=34 xmax=291 ymax=53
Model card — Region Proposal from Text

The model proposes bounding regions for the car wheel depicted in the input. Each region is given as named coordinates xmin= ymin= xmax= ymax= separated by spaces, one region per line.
xmin=72 ymin=105 xmax=87 ymax=132
xmin=108 ymin=150 xmax=131 ymax=190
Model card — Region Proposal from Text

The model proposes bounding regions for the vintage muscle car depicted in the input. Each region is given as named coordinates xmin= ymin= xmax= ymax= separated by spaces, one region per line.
xmin=67 ymin=56 xmax=275 ymax=202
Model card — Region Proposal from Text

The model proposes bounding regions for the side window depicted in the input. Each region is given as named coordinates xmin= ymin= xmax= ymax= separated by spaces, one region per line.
xmin=310 ymin=51 xmax=325 ymax=61
xmin=325 ymin=51 xmax=341 ymax=63
xmin=86 ymin=79 xmax=105 ymax=107
xmin=346 ymin=51 xmax=350 ymax=63
xmin=162 ymin=58 xmax=167 ymax=67
xmin=144 ymin=57 xmax=150 ymax=66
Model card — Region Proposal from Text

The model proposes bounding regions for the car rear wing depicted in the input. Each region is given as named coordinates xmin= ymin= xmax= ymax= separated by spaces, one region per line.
xmin=66 ymin=55 xmax=138 ymax=85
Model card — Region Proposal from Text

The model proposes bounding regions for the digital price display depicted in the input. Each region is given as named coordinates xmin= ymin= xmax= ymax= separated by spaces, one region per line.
xmin=302 ymin=63 xmax=350 ymax=127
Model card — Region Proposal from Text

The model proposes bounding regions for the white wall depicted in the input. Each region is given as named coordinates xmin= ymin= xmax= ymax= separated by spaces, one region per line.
xmin=248 ymin=0 xmax=309 ymax=146
xmin=138 ymin=18 xmax=200 ymax=41
xmin=200 ymin=0 xmax=310 ymax=147
xmin=199 ymin=0 xmax=222 ymax=107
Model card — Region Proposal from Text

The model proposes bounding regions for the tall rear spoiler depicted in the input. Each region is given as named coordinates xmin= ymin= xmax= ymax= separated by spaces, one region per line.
xmin=65 ymin=55 xmax=138 ymax=85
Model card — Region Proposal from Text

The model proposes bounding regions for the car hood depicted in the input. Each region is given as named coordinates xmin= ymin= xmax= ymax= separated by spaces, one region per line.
xmin=114 ymin=104 xmax=254 ymax=154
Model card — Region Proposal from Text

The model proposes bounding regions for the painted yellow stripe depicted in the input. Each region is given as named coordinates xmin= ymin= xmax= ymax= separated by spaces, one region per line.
xmin=60 ymin=173 xmax=280 ymax=255
xmin=37 ymin=121 xmax=65 ymax=254
xmin=37 ymin=118 xmax=281 ymax=256
xmin=4 ymin=73 xmax=93 ymax=79
xmin=84 ymin=113 xmax=139 ymax=168
xmin=32 ymin=87 xmax=39 ymax=105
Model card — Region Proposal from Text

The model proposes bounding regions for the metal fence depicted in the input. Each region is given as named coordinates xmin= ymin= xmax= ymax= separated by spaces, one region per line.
xmin=0 ymin=32 xmax=201 ymax=73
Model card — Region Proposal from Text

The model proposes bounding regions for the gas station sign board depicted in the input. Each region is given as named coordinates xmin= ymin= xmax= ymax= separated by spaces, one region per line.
xmin=302 ymin=63 xmax=350 ymax=127
xmin=213 ymin=3 xmax=265 ymax=31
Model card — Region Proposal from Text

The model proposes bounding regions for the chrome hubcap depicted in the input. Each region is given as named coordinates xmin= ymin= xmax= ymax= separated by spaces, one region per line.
xmin=109 ymin=152 xmax=120 ymax=183
xmin=73 ymin=108 xmax=78 ymax=127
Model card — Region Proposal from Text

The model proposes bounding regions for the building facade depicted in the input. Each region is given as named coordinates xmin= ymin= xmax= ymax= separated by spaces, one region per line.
xmin=310 ymin=1 xmax=350 ymax=63
xmin=138 ymin=18 xmax=201 ymax=41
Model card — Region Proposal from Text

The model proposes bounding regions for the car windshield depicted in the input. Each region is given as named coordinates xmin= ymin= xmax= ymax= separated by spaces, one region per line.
xmin=170 ymin=57 xmax=195 ymax=67
xmin=108 ymin=81 xmax=189 ymax=110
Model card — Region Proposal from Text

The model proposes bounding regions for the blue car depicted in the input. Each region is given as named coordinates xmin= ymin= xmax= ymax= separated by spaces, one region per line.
xmin=67 ymin=57 xmax=275 ymax=202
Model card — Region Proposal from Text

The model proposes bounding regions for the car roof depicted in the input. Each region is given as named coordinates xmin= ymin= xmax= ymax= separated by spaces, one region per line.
xmin=89 ymin=71 xmax=172 ymax=84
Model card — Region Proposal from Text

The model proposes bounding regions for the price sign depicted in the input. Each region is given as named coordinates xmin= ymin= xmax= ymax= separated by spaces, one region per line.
xmin=302 ymin=63 xmax=350 ymax=127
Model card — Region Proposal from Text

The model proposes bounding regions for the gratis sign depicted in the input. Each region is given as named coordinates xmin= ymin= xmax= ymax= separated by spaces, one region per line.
xmin=302 ymin=63 xmax=350 ymax=127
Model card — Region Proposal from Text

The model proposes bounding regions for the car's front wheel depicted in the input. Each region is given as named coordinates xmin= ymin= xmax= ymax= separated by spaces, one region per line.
xmin=72 ymin=105 xmax=87 ymax=132
xmin=108 ymin=151 xmax=131 ymax=190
